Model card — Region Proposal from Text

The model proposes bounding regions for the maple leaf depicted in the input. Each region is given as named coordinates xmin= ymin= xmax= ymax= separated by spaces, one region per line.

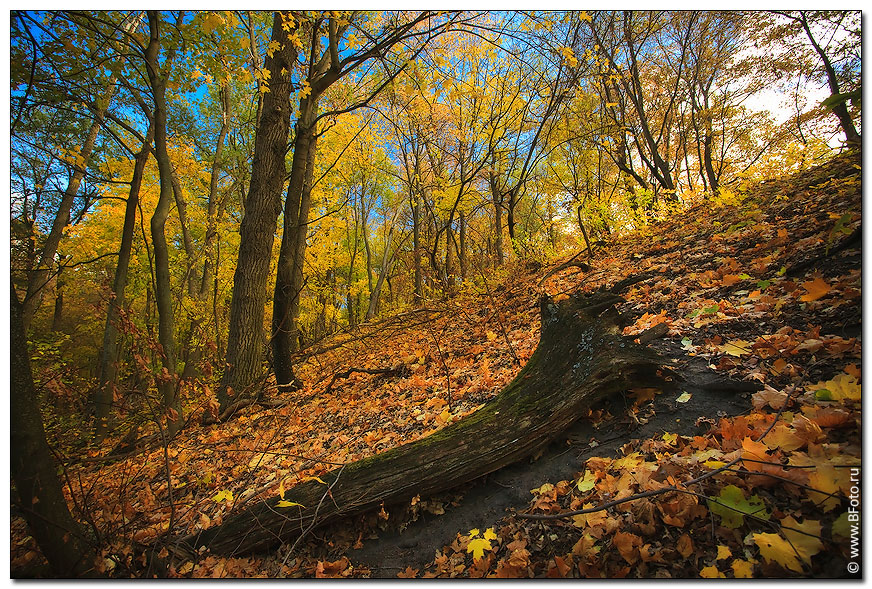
xmin=397 ymin=566 xmax=418 ymax=578
xmin=482 ymin=528 xmax=498 ymax=541
xmin=467 ymin=537 xmax=492 ymax=560
xmin=799 ymin=278 xmax=830 ymax=302
xmin=806 ymin=466 xmax=841 ymax=511
xmin=780 ymin=516 xmax=822 ymax=564
xmin=731 ymin=559 xmax=755 ymax=578
xmin=716 ymin=545 xmax=732 ymax=560
xmin=700 ymin=565 xmax=725 ymax=578
xmin=752 ymin=532 xmax=804 ymax=573
xmin=707 ymin=484 xmax=769 ymax=528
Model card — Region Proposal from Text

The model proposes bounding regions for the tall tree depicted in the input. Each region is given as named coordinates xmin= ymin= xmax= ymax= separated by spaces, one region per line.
xmin=217 ymin=11 xmax=299 ymax=409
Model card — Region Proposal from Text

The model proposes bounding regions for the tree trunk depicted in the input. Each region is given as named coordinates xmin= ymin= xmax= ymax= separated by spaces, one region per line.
xmin=144 ymin=11 xmax=182 ymax=436
xmin=458 ymin=211 xmax=467 ymax=281
xmin=11 ymin=284 xmax=94 ymax=576
xmin=179 ymin=289 xmax=665 ymax=556
xmin=94 ymin=125 xmax=153 ymax=441
xmin=272 ymin=96 xmax=318 ymax=386
xmin=219 ymin=12 xmax=298 ymax=409
xmin=366 ymin=226 xmax=395 ymax=320
xmin=412 ymin=190 xmax=423 ymax=304
xmin=51 ymin=267 xmax=64 ymax=332
xmin=797 ymin=11 xmax=861 ymax=148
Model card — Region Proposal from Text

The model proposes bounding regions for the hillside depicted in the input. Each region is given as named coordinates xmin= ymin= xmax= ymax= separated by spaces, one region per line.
xmin=11 ymin=152 xmax=862 ymax=578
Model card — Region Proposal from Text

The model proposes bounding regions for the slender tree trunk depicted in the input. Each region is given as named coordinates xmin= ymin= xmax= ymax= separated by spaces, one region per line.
xmin=797 ymin=12 xmax=860 ymax=148
xmin=490 ymin=174 xmax=505 ymax=266
xmin=458 ymin=211 xmax=467 ymax=281
xmin=366 ymin=227 xmax=395 ymax=320
xmin=200 ymin=84 xmax=230 ymax=301
xmin=219 ymin=12 xmax=298 ymax=409
xmin=21 ymin=97 xmax=112 ymax=331
xmin=94 ymin=125 xmax=153 ymax=441
xmin=144 ymin=11 xmax=182 ymax=436
xmin=51 ymin=267 xmax=64 ymax=332
xmin=272 ymin=95 xmax=318 ymax=386
xmin=11 ymin=284 xmax=94 ymax=576
xmin=412 ymin=190 xmax=423 ymax=304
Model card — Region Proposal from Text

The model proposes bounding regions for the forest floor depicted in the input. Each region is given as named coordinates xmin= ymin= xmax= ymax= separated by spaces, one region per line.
xmin=11 ymin=151 xmax=862 ymax=578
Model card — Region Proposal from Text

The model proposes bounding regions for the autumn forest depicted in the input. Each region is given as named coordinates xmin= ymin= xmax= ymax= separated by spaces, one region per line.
xmin=9 ymin=10 xmax=862 ymax=578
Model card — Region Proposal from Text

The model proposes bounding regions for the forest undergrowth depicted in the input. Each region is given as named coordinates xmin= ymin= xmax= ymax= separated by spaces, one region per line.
xmin=11 ymin=152 xmax=861 ymax=578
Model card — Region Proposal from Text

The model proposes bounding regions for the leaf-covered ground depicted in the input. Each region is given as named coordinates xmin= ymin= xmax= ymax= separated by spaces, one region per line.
xmin=11 ymin=152 xmax=861 ymax=578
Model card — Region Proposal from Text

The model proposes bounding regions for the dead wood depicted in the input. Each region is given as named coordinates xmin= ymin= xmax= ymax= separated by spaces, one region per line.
xmin=324 ymin=366 xmax=410 ymax=394
xmin=175 ymin=290 xmax=667 ymax=557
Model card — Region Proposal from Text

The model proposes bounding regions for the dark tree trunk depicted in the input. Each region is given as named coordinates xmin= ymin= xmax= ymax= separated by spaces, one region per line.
xmin=94 ymin=125 xmax=152 ymax=441
xmin=412 ymin=190 xmax=423 ymax=304
xmin=51 ymin=269 xmax=64 ymax=332
xmin=11 ymin=284 xmax=94 ymax=576
xmin=144 ymin=11 xmax=182 ymax=436
xmin=272 ymin=97 xmax=318 ymax=386
xmin=219 ymin=12 xmax=298 ymax=409
xmin=178 ymin=290 xmax=665 ymax=556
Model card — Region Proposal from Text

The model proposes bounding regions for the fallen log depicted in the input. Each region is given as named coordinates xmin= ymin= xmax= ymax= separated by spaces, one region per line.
xmin=177 ymin=290 xmax=668 ymax=557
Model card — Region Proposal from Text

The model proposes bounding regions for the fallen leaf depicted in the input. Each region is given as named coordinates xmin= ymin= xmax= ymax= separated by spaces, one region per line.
xmin=708 ymin=484 xmax=769 ymax=528
xmin=467 ymin=537 xmax=493 ymax=560
xmin=700 ymin=565 xmax=725 ymax=578
xmin=731 ymin=559 xmax=755 ymax=578
xmin=716 ymin=545 xmax=732 ymax=560
xmin=752 ymin=532 xmax=803 ymax=573
xmin=799 ymin=278 xmax=830 ymax=302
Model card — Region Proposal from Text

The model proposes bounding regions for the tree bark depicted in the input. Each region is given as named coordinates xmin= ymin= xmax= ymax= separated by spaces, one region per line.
xmin=144 ymin=11 xmax=182 ymax=436
xmin=11 ymin=284 xmax=94 ymax=576
xmin=94 ymin=124 xmax=153 ymax=441
xmin=272 ymin=95 xmax=318 ymax=386
xmin=179 ymin=289 xmax=665 ymax=556
xmin=219 ymin=12 xmax=298 ymax=409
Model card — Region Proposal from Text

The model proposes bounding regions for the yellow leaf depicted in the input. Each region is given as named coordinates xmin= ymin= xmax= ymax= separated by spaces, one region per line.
xmin=212 ymin=489 xmax=233 ymax=503
xmin=467 ymin=537 xmax=492 ymax=560
xmin=752 ymin=533 xmax=803 ymax=573
xmin=731 ymin=559 xmax=755 ymax=578
xmin=485 ymin=330 xmax=497 ymax=341
xmin=662 ymin=432 xmax=678 ymax=445
xmin=799 ymin=278 xmax=830 ymax=302
xmin=530 ymin=483 xmax=554 ymax=495
xmin=304 ymin=476 xmax=327 ymax=485
xmin=780 ymin=516 xmax=822 ymax=563
xmin=716 ymin=545 xmax=732 ymax=560
xmin=700 ymin=565 xmax=725 ymax=578
xmin=276 ymin=500 xmax=305 ymax=508
xmin=807 ymin=466 xmax=841 ymax=511
xmin=483 ymin=528 xmax=497 ymax=541
xmin=579 ymin=11 xmax=592 ymax=22
xmin=468 ymin=528 xmax=480 ymax=537
xmin=576 ymin=471 xmax=597 ymax=492
xmin=720 ymin=339 xmax=751 ymax=357
xmin=300 ymin=80 xmax=312 ymax=99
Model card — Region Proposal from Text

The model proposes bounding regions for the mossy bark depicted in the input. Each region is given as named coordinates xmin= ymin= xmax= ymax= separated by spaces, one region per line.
xmin=180 ymin=291 xmax=665 ymax=556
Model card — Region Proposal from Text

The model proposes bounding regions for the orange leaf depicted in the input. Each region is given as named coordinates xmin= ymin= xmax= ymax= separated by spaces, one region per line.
xmin=799 ymin=278 xmax=830 ymax=302
xmin=613 ymin=531 xmax=642 ymax=564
